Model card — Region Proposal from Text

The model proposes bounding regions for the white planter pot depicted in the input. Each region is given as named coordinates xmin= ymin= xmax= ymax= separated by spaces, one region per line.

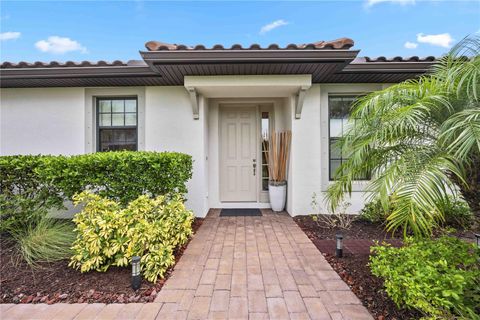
xmin=269 ymin=182 xmax=287 ymax=212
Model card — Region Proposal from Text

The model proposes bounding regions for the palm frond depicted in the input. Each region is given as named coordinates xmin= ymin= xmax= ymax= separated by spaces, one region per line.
xmin=440 ymin=108 xmax=480 ymax=160
xmin=326 ymin=35 xmax=480 ymax=237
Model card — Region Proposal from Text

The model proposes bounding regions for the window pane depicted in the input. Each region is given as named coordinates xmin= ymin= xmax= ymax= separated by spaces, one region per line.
xmin=262 ymin=165 xmax=268 ymax=177
xmin=342 ymin=97 xmax=356 ymax=114
xmin=112 ymin=113 xmax=124 ymax=126
xmin=262 ymin=179 xmax=269 ymax=191
xmin=330 ymin=139 xmax=342 ymax=159
xmin=114 ymin=130 xmax=126 ymax=142
xmin=125 ymin=113 xmax=136 ymax=126
xmin=124 ymin=128 xmax=136 ymax=142
xmin=112 ymin=100 xmax=124 ymax=113
xmin=125 ymin=99 xmax=136 ymax=113
xmin=329 ymin=97 xmax=347 ymax=118
xmin=99 ymin=113 xmax=111 ymax=126
xmin=100 ymin=130 xmax=113 ymax=142
xmin=99 ymin=129 xmax=137 ymax=152
xmin=261 ymin=112 xmax=269 ymax=138
xmin=330 ymin=160 xmax=342 ymax=180
xmin=97 ymin=98 xmax=137 ymax=152
xmin=329 ymin=119 xmax=343 ymax=137
xmin=99 ymin=100 xmax=111 ymax=113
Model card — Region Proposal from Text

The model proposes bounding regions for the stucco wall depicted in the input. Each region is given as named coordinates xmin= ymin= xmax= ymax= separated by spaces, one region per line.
xmin=0 ymin=86 xmax=209 ymax=218
xmin=144 ymin=86 xmax=209 ymax=217
xmin=288 ymin=83 xmax=387 ymax=216
xmin=1 ymin=88 xmax=85 ymax=155
xmin=1 ymin=82 xmax=390 ymax=218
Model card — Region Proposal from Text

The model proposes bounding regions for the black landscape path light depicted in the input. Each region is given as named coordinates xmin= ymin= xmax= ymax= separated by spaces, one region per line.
xmin=336 ymin=232 xmax=343 ymax=258
xmin=132 ymin=256 xmax=141 ymax=290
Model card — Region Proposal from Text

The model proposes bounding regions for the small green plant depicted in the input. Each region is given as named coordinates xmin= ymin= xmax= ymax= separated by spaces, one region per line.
xmin=12 ymin=217 xmax=76 ymax=265
xmin=439 ymin=197 xmax=474 ymax=229
xmin=70 ymin=191 xmax=194 ymax=283
xmin=358 ymin=198 xmax=390 ymax=224
xmin=310 ymin=193 xmax=354 ymax=229
xmin=370 ymin=237 xmax=480 ymax=319
xmin=359 ymin=196 xmax=474 ymax=232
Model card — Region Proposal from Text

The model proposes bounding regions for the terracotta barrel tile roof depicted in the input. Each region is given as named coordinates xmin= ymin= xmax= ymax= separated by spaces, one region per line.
xmin=144 ymin=37 xmax=355 ymax=51
xmin=1 ymin=60 xmax=129 ymax=69
xmin=363 ymin=56 xmax=436 ymax=62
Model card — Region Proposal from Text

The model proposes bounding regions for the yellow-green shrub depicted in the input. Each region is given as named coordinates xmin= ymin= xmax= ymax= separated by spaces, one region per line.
xmin=69 ymin=191 xmax=194 ymax=282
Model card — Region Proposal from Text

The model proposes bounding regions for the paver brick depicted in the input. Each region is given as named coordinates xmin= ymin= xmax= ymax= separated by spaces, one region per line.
xmin=323 ymin=279 xmax=351 ymax=291
xmin=267 ymin=297 xmax=290 ymax=320
xmin=156 ymin=302 xmax=180 ymax=319
xmin=73 ymin=303 xmax=105 ymax=320
xmin=265 ymin=284 xmax=283 ymax=298
xmin=214 ymin=274 xmax=231 ymax=290
xmin=339 ymin=305 xmax=374 ymax=320
xmin=303 ymin=298 xmax=331 ymax=320
xmin=249 ymin=312 xmax=270 ymax=319
xmin=228 ymin=297 xmax=248 ymax=320
xmin=115 ymin=303 xmax=144 ymax=320
xmin=248 ymin=290 xmax=268 ymax=313
xmin=135 ymin=303 xmax=162 ymax=320
xmin=289 ymin=312 xmax=312 ymax=320
xmin=195 ymin=284 xmax=214 ymax=297
xmin=247 ymin=273 xmax=264 ymax=291
xmin=188 ymin=296 xmax=211 ymax=319
xmin=94 ymin=303 xmax=124 ymax=319
xmin=200 ymin=269 xmax=217 ymax=284
xmin=179 ymin=290 xmax=196 ymax=310
xmin=210 ymin=290 xmax=230 ymax=311
xmin=155 ymin=289 xmax=185 ymax=302
xmin=208 ymin=311 xmax=228 ymax=319
xmin=329 ymin=290 xmax=362 ymax=305
xmin=283 ymin=291 xmax=307 ymax=313
xmin=297 ymin=284 xmax=318 ymax=297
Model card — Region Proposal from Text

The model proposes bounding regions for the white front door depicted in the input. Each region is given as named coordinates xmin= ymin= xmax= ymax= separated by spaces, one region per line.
xmin=220 ymin=106 xmax=257 ymax=202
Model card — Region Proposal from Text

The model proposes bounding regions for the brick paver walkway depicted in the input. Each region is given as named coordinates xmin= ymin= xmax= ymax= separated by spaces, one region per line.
xmin=0 ymin=209 xmax=372 ymax=320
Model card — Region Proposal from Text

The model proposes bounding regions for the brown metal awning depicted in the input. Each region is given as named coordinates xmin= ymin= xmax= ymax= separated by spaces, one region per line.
xmin=0 ymin=38 xmax=437 ymax=88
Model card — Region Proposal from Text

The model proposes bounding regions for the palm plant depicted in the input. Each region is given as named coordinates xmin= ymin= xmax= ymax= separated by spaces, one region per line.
xmin=326 ymin=36 xmax=480 ymax=237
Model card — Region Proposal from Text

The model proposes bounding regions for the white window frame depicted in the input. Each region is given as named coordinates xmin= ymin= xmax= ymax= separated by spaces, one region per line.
xmin=320 ymin=84 xmax=386 ymax=192
xmin=84 ymin=87 xmax=145 ymax=153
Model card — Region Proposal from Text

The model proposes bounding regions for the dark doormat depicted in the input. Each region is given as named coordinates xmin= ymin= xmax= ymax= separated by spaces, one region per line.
xmin=220 ymin=208 xmax=262 ymax=217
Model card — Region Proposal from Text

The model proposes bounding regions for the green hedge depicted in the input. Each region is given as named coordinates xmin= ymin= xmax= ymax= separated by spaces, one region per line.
xmin=37 ymin=151 xmax=193 ymax=205
xmin=0 ymin=155 xmax=64 ymax=233
xmin=0 ymin=152 xmax=193 ymax=233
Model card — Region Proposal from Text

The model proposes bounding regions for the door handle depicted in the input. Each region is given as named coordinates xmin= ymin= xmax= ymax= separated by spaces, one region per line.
xmin=253 ymin=159 xmax=256 ymax=176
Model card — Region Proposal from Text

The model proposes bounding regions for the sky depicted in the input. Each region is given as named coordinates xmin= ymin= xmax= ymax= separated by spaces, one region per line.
xmin=1 ymin=0 xmax=479 ymax=63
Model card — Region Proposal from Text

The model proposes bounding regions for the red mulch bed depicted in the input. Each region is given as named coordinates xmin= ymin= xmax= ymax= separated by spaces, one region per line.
xmin=294 ymin=215 xmax=421 ymax=320
xmin=0 ymin=218 xmax=203 ymax=304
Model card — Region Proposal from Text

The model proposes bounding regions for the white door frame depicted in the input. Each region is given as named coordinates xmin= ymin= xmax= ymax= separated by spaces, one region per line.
xmin=219 ymin=104 xmax=259 ymax=202
xmin=208 ymin=98 xmax=282 ymax=209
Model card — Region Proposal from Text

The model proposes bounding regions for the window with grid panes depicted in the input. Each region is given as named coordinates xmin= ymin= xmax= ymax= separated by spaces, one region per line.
xmin=97 ymin=97 xmax=137 ymax=152
xmin=328 ymin=95 xmax=368 ymax=180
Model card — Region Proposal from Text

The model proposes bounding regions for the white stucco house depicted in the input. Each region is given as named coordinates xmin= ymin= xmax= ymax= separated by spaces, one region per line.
xmin=0 ymin=38 xmax=436 ymax=217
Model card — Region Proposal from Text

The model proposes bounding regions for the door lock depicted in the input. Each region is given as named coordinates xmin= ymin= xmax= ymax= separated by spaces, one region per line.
xmin=253 ymin=159 xmax=257 ymax=176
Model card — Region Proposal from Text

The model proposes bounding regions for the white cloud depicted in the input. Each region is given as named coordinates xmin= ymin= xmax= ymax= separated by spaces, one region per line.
xmin=0 ymin=31 xmax=21 ymax=41
xmin=259 ymin=19 xmax=289 ymax=35
xmin=416 ymin=33 xmax=454 ymax=48
xmin=365 ymin=0 xmax=415 ymax=7
xmin=35 ymin=36 xmax=87 ymax=54
xmin=404 ymin=41 xmax=418 ymax=49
